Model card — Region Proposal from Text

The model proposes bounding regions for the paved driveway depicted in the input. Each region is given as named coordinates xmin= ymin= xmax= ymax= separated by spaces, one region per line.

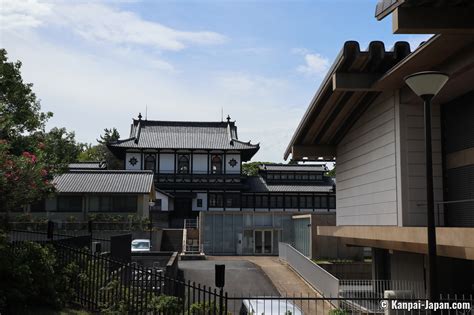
xmin=178 ymin=259 xmax=279 ymax=296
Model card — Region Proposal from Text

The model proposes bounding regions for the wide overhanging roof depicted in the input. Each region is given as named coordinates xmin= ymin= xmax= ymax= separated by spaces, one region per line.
xmin=375 ymin=0 xmax=474 ymax=33
xmin=285 ymin=34 xmax=474 ymax=162
xmin=53 ymin=170 xmax=154 ymax=194
xmin=284 ymin=40 xmax=412 ymax=160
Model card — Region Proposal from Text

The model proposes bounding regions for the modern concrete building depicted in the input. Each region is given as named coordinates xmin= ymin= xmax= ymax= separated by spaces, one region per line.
xmin=285 ymin=0 xmax=474 ymax=295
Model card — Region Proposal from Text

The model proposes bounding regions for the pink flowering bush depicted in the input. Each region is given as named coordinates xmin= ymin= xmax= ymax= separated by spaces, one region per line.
xmin=0 ymin=140 xmax=55 ymax=213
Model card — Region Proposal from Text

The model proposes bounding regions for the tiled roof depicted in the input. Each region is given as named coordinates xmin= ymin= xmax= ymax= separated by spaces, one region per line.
xmin=108 ymin=119 xmax=259 ymax=160
xmin=245 ymin=176 xmax=334 ymax=193
xmin=68 ymin=162 xmax=106 ymax=170
xmin=259 ymin=164 xmax=327 ymax=172
xmin=53 ymin=170 xmax=154 ymax=194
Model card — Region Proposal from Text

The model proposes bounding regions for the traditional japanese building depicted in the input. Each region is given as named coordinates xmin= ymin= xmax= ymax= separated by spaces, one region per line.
xmin=107 ymin=115 xmax=336 ymax=255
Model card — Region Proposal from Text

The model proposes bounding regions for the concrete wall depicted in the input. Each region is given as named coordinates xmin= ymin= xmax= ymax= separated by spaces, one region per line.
xmin=398 ymin=87 xmax=444 ymax=226
xmin=125 ymin=152 xmax=141 ymax=170
xmin=336 ymin=92 xmax=398 ymax=226
xmin=390 ymin=250 xmax=426 ymax=284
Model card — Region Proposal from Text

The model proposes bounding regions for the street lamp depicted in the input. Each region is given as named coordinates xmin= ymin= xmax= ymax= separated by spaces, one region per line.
xmin=404 ymin=71 xmax=449 ymax=302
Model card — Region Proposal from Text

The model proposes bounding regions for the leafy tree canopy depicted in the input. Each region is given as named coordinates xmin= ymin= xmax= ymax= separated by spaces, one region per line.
xmin=0 ymin=49 xmax=80 ymax=213
xmin=78 ymin=128 xmax=122 ymax=169
xmin=242 ymin=161 xmax=276 ymax=176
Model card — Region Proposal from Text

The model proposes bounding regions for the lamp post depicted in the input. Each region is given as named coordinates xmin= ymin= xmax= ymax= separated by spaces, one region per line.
xmin=404 ymin=71 xmax=449 ymax=302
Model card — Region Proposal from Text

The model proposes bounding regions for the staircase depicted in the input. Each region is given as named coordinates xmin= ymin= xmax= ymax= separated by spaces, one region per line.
xmin=180 ymin=218 xmax=205 ymax=260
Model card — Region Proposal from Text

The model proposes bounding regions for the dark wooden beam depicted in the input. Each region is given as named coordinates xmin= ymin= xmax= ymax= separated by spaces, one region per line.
xmin=291 ymin=144 xmax=336 ymax=161
xmin=332 ymin=73 xmax=382 ymax=91
xmin=393 ymin=7 xmax=474 ymax=34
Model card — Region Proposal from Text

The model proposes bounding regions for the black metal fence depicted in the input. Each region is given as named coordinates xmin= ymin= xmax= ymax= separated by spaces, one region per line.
xmin=6 ymin=229 xmax=474 ymax=314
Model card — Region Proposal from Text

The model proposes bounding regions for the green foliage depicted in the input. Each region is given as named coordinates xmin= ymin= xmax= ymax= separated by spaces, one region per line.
xmin=326 ymin=165 xmax=336 ymax=177
xmin=189 ymin=301 xmax=218 ymax=313
xmin=0 ymin=234 xmax=78 ymax=313
xmin=329 ymin=308 xmax=348 ymax=315
xmin=78 ymin=128 xmax=122 ymax=169
xmin=241 ymin=161 xmax=275 ymax=176
xmin=152 ymin=295 xmax=182 ymax=314
xmin=0 ymin=49 xmax=80 ymax=213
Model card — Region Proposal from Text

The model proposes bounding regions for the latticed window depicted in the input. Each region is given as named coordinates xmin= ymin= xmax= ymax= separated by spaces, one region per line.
xmin=178 ymin=155 xmax=190 ymax=174
xmin=211 ymin=155 xmax=222 ymax=174
xmin=144 ymin=155 xmax=155 ymax=172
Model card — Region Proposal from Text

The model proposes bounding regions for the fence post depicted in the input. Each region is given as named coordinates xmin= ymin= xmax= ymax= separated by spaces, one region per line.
xmin=47 ymin=220 xmax=54 ymax=240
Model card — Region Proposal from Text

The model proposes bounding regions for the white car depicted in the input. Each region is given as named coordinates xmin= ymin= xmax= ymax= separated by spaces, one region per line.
xmin=131 ymin=239 xmax=151 ymax=252
xmin=240 ymin=299 xmax=303 ymax=315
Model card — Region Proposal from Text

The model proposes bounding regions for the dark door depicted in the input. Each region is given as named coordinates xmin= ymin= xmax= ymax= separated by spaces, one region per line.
xmin=171 ymin=198 xmax=195 ymax=227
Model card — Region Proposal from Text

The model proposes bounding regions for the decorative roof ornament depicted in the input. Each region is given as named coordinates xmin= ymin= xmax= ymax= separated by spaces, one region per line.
xmin=138 ymin=113 xmax=142 ymax=121
xmin=226 ymin=115 xmax=231 ymax=123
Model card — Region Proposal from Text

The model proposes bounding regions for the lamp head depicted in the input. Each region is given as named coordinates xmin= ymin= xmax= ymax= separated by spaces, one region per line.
xmin=404 ymin=71 xmax=449 ymax=99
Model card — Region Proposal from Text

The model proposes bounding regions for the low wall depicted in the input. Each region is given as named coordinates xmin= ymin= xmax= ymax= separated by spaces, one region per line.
xmin=279 ymin=242 xmax=340 ymax=299
xmin=319 ymin=262 xmax=372 ymax=280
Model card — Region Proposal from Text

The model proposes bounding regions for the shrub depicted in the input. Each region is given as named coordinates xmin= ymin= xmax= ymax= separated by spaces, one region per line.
xmin=329 ymin=308 xmax=348 ymax=315
xmin=0 ymin=233 xmax=78 ymax=313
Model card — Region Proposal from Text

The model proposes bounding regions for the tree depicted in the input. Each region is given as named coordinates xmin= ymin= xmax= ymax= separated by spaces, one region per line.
xmin=326 ymin=165 xmax=336 ymax=178
xmin=0 ymin=49 xmax=79 ymax=214
xmin=78 ymin=128 xmax=122 ymax=169
xmin=242 ymin=161 xmax=275 ymax=176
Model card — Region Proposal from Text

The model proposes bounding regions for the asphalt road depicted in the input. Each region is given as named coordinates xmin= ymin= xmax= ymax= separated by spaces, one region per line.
xmin=178 ymin=259 xmax=279 ymax=297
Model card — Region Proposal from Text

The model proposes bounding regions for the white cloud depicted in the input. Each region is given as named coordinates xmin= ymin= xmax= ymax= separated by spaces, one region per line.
xmin=0 ymin=0 xmax=52 ymax=30
xmin=296 ymin=53 xmax=330 ymax=77
xmin=0 ymin=0 xmax=226 ymax=51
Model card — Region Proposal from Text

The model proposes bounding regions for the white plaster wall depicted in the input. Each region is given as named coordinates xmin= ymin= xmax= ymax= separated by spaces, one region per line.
xmin=193 ymin=154 xmax=208 ymax=174
xmin=125 ymin=152 xmax=141 ymax=170
xmin=156 ymin=191 xmax=170 ymax=211
xmin=192 ymin=192 xmax=208 ymax=211
xmin=336 ymin=92 xmax=398 ymax=226
xmin=159 ymin=153 xmax=174 ymax=173
xmin=225 ymin=153 xmax=241 ymax=174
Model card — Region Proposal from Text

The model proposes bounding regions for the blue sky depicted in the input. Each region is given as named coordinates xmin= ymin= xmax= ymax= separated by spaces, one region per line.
xmin=0 ymin=0 xmax=429 ymax=161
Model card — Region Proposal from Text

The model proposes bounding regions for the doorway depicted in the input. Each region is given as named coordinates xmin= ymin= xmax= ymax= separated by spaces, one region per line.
xmin=254 ymin=230 xmax=273 ymax=254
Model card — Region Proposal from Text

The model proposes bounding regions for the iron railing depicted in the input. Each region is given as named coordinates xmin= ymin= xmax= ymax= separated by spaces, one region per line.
xmin=7 ymin=231 xmax=474 ymax=314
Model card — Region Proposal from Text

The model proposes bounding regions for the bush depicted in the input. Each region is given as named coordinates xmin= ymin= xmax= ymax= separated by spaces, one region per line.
xmin=0 ymin=233 xmax=78 ymax=313
xmin=329 ymin=308 xmax=348 ymax=315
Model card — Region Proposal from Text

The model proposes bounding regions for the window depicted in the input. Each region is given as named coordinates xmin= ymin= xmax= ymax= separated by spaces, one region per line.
xmin=225 ymin=193 xmax=241 ymax=208
xmin=197 ymin=199 xmax=203 ymax=208
xmin=241 ymin=194 xmax=254 ymax=208
xmin=280 ymin=173 xmax=288 ymax=180
xmin=270 ymin=195 xmax=277 ymax=208
xmin=144 ymin=155 xmax=156 ymax=172
xmin=288 ymin=173 xmax=295 ymax=180
xmin=57 ymin=195 xmax=82 ymax=212
xmin=267 ymin=173 xmax=274 ymax=180
xmin=314 ymin=196 xmax=321 ymax=208
xmin=299 ymin=196 xmax=306 ymax=209
xmin=316 ymin=173 xmax=323 ymax=180
xmin=211 ymin=155 xmax=222 ymax=174
xmin=321 ymin=196 xmax=328 ymax=209
xmin=276 ymin=195 xmax=284 ymax=208
xmin=209 ymin=193 xmax=223 ymax=207
xmin=329 ymin=196 xmax=336 ymax=209
xmin=89 ymin=195 xmax=137 ymax=212
xmin=306 ymin=196 xmax=313 ymax=209
xmin=178 ymin=155 xmax=190 ymax=174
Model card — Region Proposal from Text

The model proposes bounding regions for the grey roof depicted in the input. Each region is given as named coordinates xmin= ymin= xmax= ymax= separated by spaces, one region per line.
xmin=245 ymin=176 xmax=334 ymax=193
xmin=259 ymin=164 xmax=327 ymax=172
xmin=108 ymin=119 xmax=259 ymax=160
xmin=68 ymin=162 xmax=106 ymax=170
xmin=53 ymin=170 xmax=154 ymax=194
